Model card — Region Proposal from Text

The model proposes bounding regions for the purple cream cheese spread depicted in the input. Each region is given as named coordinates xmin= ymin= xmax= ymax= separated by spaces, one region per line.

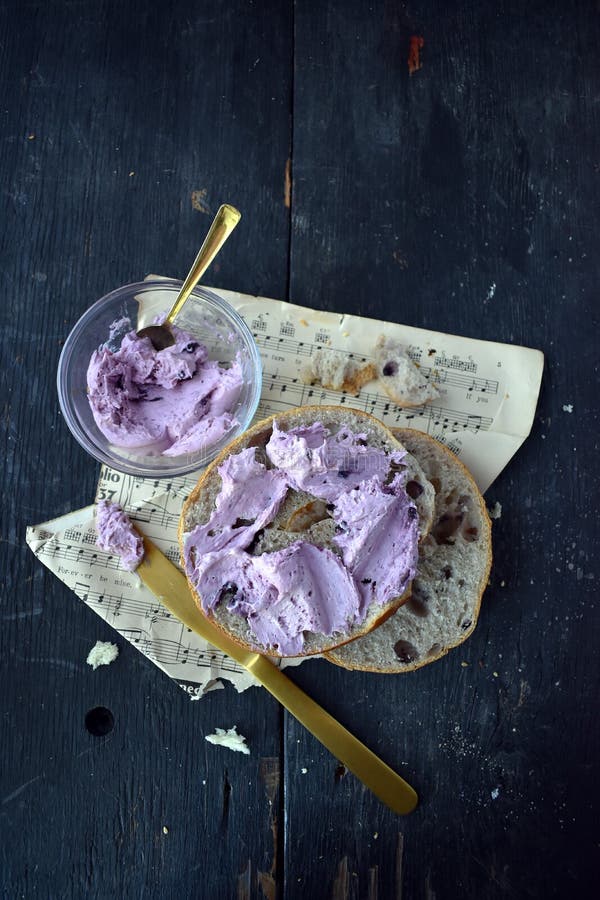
xmin=191 ymin=543 xmax=361 ymax=656
xmin=95 ymin=500 xmax=144 ymax=571
xmin=183 ymin=421 xmax=419 ymax=655
xmin=87 ymin=320 xmax=243 ymax=456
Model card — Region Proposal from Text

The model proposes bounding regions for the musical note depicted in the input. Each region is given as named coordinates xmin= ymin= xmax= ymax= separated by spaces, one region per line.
xmin=254 ymin=332 xmax=314 ymax=358
xmin=434 ymin=367 xmax=498 ymax=394
xmin=466 ymin=414 xmax=483 ymax=432
xmin=165 ymin=547 xmax=181 ymax=564
xmin=82 ymin=585 xmax=174 ymax=621
xmin=433 ymin=353 xmax=477 ymax=373
xmin=123 ymin=632 xmax=242 ymax=674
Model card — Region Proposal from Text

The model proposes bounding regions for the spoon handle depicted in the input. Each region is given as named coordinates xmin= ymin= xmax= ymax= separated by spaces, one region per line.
xmin=165 ymin=204 xmax=241 ymax=324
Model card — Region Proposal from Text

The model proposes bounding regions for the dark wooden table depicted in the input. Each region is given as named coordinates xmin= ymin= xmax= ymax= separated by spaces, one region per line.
xmin=1 ymin=2 xmax=598 ymax=897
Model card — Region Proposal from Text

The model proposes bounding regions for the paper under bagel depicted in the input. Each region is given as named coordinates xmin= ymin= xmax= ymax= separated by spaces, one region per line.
xmin=178 ymin=406 xmax=435 ymax=657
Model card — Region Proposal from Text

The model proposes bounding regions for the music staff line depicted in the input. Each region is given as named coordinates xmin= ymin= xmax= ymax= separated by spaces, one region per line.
xmin=63 ymin=527 xmax=97 ymax=545
xmin=71 ymin=584 xmax=244 ymax=675
xmin=435 ymin=368 xmax=498 ymax=394
xmin=49 ymin=543 xmax=129 ymax=571
xmin=49 ymin=540 xmax=181 ymax=575
xmin=97 ymin=473 xmax=193 ymax=515
xmin=99 ymin=465 xmax=188 ymax=499
xmin=95 ymin=491 xmax=191 ymax=537
xmin=253 ymin=332 xmax=496 ymax=394
xmin=120 ymin=628 xmax=244 ymax=675
xmin=126 ymin=477 xmax=192 ymax=502
xmin=275 ymin=320 xmax=476 ymax=365
xmin=434 ymin=354 xmax=477 ymax=373
xmin=62 ymin=526 xmax=181 ymax=570
xmin=263 ymin=374 xmax=494 ymax=432
xmin=74 ymin=581 xmax=175 ymax=622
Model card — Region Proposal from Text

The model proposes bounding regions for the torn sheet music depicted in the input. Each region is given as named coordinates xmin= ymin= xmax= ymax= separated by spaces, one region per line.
xmin=26 ymin=285 xmax=543 ymax=698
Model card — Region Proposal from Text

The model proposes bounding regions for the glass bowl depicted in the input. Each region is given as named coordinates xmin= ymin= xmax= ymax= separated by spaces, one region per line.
xmin=57 ymin=279 xmax=262 ymax=478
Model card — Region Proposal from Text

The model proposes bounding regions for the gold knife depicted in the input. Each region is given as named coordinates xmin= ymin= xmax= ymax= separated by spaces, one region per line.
xmin=137 ymin=534 xmax=418 ymax=815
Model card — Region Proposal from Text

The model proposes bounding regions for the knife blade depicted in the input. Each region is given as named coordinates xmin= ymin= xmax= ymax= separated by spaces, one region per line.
xmin=137 ymin=533 xmax=418 ymax=815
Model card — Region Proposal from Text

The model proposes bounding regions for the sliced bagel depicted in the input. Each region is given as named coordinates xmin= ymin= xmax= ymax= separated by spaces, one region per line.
xmin=326 ymin=428 xmax=492 ymax=672
xmin=179 ymin=407 xmax=435 ymax=657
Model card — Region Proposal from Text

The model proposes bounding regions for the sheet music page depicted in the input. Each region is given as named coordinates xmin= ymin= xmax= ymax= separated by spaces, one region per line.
xmin=26 ymin=285 xmax=544 ymax=698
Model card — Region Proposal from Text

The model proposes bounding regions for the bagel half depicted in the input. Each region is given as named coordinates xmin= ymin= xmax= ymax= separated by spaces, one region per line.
xmin=326 ymin=429 xmax=492 ymax=672
xmin=178 ymin=407 xmax=435 ymax=657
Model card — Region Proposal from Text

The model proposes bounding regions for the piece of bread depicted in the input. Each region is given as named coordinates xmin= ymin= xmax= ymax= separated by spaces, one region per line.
xmin=301 ymin=348 xmax=377 ymax=395
xmin=326 ymin=428 xmax=492 ymax=672
xmin=179 ymin=407 xmax=435 ymax=657
xmin=375 ymin=335 xmax=440 ymax=407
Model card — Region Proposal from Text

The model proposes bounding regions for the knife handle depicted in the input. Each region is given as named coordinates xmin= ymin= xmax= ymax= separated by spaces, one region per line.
xmin=137 ymin=536 xmax=418 ymax=815
xmin=246 ymin=654 xmax=418 ymax=815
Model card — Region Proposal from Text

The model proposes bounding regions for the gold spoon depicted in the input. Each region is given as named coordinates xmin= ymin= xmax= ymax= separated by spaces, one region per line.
xmin=136 ymin=531 xmax=419 ymax=816
xmin=138 ymin=203 xmax=241 ymax=351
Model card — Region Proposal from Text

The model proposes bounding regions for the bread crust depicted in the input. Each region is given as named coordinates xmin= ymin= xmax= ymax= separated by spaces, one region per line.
xmin=325 ymin=428 xmax=492 ymax=672
xmin=178 ymin=406 xmax=427 ymax=657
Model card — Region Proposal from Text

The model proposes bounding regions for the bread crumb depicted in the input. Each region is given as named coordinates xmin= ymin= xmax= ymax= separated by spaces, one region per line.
xmin=86 ymin=641 xmax=119 ymax=670
xmin=500 ymin=580 xmax=506 ymax=587
xmin=299 ymin=318 xmax=309 ymax=327
xmin=205 ymin=726 xmax=250 ymax=755
xmin=461 ymin=661 xmax=469 ymax=668
xmin=162 ymin=826 xmax=169 ymax=834
xmin=301 ymin=767 xmax=308 ymax=774
xmin=493 ymin=671 xmax=499 ymax=678
xmin=488 ymin=501 xmax=502 ymax=520
xmin=562 ymin=404 xmax=573 ymax=413
xmin=491 ymin=787 xmax=500 ymax=800
xmin=373 ymin=832 xmax=379 ymax=839
xmin=301 ymin=348 xmax=376 ymax=394
xmin=374 ymin=334 xmax=439 ymax=407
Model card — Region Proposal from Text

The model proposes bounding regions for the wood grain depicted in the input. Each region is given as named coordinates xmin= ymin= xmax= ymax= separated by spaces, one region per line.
xmin=284 ymin=0 xmax=599 ymax=898
xmin=0 ymin=1 xmax=291 ymax=897
xmin=1 ymin=0 xmax=599 ymax=897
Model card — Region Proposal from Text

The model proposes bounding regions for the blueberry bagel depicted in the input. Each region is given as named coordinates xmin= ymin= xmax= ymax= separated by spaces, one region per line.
xmin=179 ymin=407 xmax=435 ymax=657
xmin=326 ymin=429 xmax=492 ymax=672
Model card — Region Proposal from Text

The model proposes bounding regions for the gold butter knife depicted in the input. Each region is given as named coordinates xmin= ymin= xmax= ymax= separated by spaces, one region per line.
xmin=137 ymin=534 xmax=418 ymax=815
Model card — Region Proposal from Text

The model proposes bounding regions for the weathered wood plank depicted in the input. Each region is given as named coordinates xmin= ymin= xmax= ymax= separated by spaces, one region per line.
xmin=0 ymin=1 xmax=292 ymax=897
xmin=2 ymin=0 xmax=599 ymax=897
xmin=284 ymin=1 xmax=599 ymax=897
